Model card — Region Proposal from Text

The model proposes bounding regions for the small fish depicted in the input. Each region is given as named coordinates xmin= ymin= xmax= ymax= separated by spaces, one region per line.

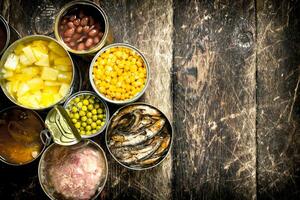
xmin=112 ymin=118 xmax=166 ymax=147
xmin=120 ymin=138 xmax=163 ymax=164
xmin=112 ymin=105 xmax=161 ymax=124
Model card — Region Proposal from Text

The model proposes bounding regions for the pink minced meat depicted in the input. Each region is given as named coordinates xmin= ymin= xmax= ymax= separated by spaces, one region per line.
xmin=48 ymin=146 xmax=104 ymax=200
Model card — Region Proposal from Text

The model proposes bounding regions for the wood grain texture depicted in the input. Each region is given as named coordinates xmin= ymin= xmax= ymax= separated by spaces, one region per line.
xmin=256 ymin=0 xmax=300 ymax=199
xmin=172 ymin=0 xmax=256 ymax=199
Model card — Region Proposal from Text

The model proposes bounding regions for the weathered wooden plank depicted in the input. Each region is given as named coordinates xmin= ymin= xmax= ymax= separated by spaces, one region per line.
xmin=172 ymin=0 xmax=256 ymax=199
xmin=98 ymin=0 xmax=173 ymax=199
xmin=256 ymin=0 xmax=300 ymax=199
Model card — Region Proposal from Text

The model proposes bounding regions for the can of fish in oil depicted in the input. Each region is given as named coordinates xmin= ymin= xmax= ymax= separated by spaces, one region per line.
xmin=105 ymin=102 xmax=173 ymax=170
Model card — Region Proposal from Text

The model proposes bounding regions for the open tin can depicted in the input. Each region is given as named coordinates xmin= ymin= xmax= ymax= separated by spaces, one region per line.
xmin=54 ymin=0 xmax=113 ymax=55
xmin=105 ymin=102 xmax=173 ymax=170
xmin=38 ymin=139 xmax=108 ymax=200
xmin=0 ymin=106 xmax=51 ymax=166
xmin=0 ymin=35 xmax=78 ymax=110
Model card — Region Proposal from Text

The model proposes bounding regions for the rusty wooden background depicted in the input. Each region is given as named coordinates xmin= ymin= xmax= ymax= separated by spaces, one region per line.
xmin=0 ymin=0 xmax=299 ymax=199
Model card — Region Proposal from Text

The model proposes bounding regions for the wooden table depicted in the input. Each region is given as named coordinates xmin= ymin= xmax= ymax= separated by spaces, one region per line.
xmin=0 ymin=0 xmax=299 ymax=199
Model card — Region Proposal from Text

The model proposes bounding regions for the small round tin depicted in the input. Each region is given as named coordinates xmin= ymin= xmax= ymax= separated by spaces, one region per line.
xmin=63 ymin=91 xmax=110 ymax=138
xmin=0 ymin=35 xmax=76 ymax=110
xmin=54 ymin=0 xmax=113 ymax=55
xmin=38 ymin=139 xmax=108 ymax=200
xmin=0 ymin=15 xmax=10 ymax=55
xmin=0 ymin=106 xmax=51 ymax=166
xmin=89 ymin=43 xmax=150 ymax=105
xmin=105 ymin=102 xmax=173 ymax=170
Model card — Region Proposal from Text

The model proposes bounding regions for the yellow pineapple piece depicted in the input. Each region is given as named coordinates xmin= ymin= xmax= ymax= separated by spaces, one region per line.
xmin=54 ymin=65 xmax=72 ymax=72
xmin=41 ymin=67 xmax=58 ymax=81
xmin=14 ymin=44 xmax=25 ymax=55
xmin=22 ymin=46 xmax=37 ymax=64
xmin=57 ymin=72 xmax=72 ymax=83
xmin=40 ymin=93 xmax=54 ymax=107
xmin=17 ymin=82 xmax=30 ymax=97
xmin=21 ymin=67 xmax=40 ymax=77
xmin=43 ymin=86 xmax=60 ymax=94
xmin=35 ymin=54 xmax=49 ymax=67
xmin=4 ymin=54 xmax=19 ymax=70
xmin=59 ymin=83 xmax=70 ymax=97
xmin=54 ymin=57 xmax=72 ymax=66
xmin=28 ymin=78 xmax=44 ymax=91
xmin=48 ymin=41 xmax=66 ymax=56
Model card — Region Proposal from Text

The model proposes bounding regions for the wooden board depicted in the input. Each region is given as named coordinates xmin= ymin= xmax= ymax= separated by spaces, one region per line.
xmin=256 ymin=0 xmax=300 ymax=199
xmin=172 ymin=0 xmax=257 ymax=199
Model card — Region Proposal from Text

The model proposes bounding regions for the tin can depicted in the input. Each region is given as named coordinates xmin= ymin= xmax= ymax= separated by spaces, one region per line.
xmin=63 ymin=91 xmax=110 ymax=138
xmin=0 ymin=35 xmax=77 ymax=110
xmin=89 ymin=43 xmax=151 ymax=105
xmin=38 ymin=139 xmax=108 ymax=200
xmin=0 ymin=106 xmax=51 ymax=166
xmin=0 ymin=15 xmax=10 ymax=56
xmin=54 ymin=0 xmax=113 ymax=55
xmin=105 ymin=102 xmax=173 ymax=170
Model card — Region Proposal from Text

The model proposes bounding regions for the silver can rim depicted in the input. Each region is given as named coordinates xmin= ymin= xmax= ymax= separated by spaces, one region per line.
xmin=89 ymin=43 xmax=151 ymax=105
xmin=0 ymin=15 xmax=11 ymax=55
xmin=105 ymin=102 xmax=173 ymax=171
xmin=54 ymin=0 xmax=110 ymax=55
xmin=0 ymin=35 xmax=76 ymax=110
xmin=63 ymin=90 xmax=110 ymax=138
xmin=38 ymin=139 xmax=109 ymax=200
xmin=0 ymin=106 xmax=49 ymax=166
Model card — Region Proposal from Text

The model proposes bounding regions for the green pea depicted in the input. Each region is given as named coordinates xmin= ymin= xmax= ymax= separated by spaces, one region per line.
xmin=82 ymin=106 xmax=87 ymax=111
xmin=79 ymin=110 xmax=86 ymax=116
xmin=74 ymin=97 xmax=80 ymax=103
xmin=74 ymin=113 xmax=80 ymax=119
xmin=92 ymin=115 xmax=97 ymax=121
xmin=87 ymin=118 xmax=92 ymax=124
xmin=82 ymin=122 xmax=87 ymax=127
xmin=88 ymin=104 xmax=94 ymax=111
xmin=91 ymin=122 xmax=97 ymax=129
xmin=87 ymin=112 xmax=92 ymax=118
xmin=86 ymin=125 xmax=91 ymax=131
xmin=97 ymin=108 xmax=103 ymax=114
xmin=81 ymin=116 xmax=87 ymax=121
xmin=75 ymin=122 xmax=81 ymax=129
xmin=72 ymin=107 xmax=78 ymax=112
xmin=83 ymin=99 xmax=89 ymax=105
xmin=77 ymin=102 xmax=83 ymax=108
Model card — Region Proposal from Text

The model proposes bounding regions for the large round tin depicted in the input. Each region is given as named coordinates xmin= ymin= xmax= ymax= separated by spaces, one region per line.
xmin=38 ymin=139 xmax=108 ymax=200
xmin=0 ymin=15 xmax=10 ymax=55
xmin=105 ymin=102 xmax=173 ymax=170
xmin=63 ymin=91 xmax=110 ymax=138
xmin=54 ymin=0 xmax=113 ymax=55
xmin=0 ymin=106 xmax=51 ymax=166
xmin=0 ymin=35 xmax=76 ymax=110
xmin=89 ymin=43 xmax=150 ymax=105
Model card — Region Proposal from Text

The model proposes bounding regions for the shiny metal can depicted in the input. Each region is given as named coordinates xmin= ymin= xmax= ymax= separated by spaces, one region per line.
xmin=54 ymin=0 xmax=113 ymax=55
